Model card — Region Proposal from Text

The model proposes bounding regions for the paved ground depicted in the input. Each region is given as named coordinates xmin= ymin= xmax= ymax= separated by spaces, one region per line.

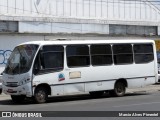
xmin=126 ymin=83 xmax=160 ymax=93
xmin=0 ymin=83 xmax=160 ymax=100
xmin=0 ymin=84 xmax=160 ymax=120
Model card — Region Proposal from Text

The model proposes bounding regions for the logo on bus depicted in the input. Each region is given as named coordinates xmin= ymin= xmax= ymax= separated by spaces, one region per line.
xmin=58 ymin=73 xmax=65 ymax=81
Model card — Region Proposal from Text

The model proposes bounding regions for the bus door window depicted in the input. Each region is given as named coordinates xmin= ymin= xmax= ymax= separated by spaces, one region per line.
xmin=34 ymin=45 xmax=64 ymax=74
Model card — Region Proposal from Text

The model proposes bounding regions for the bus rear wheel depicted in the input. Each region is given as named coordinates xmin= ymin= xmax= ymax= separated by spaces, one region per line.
xmin=11 ymin=95 xmax=26 ymax=103
xmin=34 ymin=87 xmax=48 ymax=104
xmin=110 ymin=82 xmax=126 ymax=97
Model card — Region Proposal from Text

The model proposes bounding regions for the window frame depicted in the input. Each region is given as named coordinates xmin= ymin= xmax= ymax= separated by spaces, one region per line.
xmin=33 ymin=45 xmax=64 ymax=75
xmin=90 ymin=44 xmax=113 ymax=66
xmin=66 ymin=45 xmax=90 ymax=68
xmin=133 ymin=43 xmax=154 ymax=64
xmin=113 ymin=44 xmax=134 ymax=65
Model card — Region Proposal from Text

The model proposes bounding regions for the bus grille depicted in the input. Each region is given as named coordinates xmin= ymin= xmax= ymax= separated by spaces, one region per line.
xmin=6 ymin=82 xmax=18 ymax=87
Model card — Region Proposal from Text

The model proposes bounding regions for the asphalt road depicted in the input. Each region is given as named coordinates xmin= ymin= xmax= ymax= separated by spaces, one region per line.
xmin=0 ymin=92 xmax=160 ymax=111
xmin=1 ymin=91 xmax=160 ymax=120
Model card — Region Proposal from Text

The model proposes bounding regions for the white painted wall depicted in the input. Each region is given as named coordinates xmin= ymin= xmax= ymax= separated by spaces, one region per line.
xmin=19 ymin=22 xmax=109 ymax=34
xmin=0 ymin=0 xmax=159 ymax=22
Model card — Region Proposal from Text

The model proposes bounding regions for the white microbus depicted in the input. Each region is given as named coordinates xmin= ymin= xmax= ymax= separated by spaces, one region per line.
xmin=2 ymin=40 xmax=158 ymax=103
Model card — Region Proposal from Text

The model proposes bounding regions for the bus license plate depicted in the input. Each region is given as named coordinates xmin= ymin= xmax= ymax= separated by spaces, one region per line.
xmin=8 ymin=89 xmax=13 ymax=92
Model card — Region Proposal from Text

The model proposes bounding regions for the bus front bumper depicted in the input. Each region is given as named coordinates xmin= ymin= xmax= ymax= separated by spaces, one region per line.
xmin=2 ymin=84 xmax=32 ymax=97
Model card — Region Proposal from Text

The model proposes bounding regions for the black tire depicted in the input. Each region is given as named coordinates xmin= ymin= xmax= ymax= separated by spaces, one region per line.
xmin=0 ymin=89 xmax=2 ymax=94
xmin=89 ymin=91 xmax=104 ymax=98
xmin=11 ymin=95 xmax=26 ymax=103
xmin=34 ymin=87 xmax=48 ymax=104
xmin=110 ymin=82 xmax=126 ymax=97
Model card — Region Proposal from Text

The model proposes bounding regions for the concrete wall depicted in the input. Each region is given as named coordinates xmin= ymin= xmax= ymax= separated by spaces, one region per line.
xmin=0 ymin=0 xmax=159 ymax=23
xmin=0 ymin=0 xmax=159 ymax=36
xmin=0 ymin=21 xmax=18 ymax=32
xmin=19 ymin=22 xmax=109 ymax=34
xmin=109 ymin=25 xmax=157 ymax=36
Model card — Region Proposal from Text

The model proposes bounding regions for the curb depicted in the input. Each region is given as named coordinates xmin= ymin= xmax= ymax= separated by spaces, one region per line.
xmin=126 ymin=84 xmax=160 ymax=93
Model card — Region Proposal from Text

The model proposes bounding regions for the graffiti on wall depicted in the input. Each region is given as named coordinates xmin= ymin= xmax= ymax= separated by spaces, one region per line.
xmin=0 ymin=50 xmax=12 ymax=65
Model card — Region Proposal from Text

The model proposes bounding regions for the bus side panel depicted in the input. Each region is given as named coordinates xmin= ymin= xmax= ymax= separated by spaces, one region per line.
xmin=63 ymin=83 xmax=84 ymax=94
xmin=32 ymin=72 xmax=65 ymax=96
xmin=84 ymin=61 xmax=155 ymax=91
xmin=144 ymin=77 xmax=156 ymax=86
xmin=51 ymin=85 xmax=64 ymax=96
xmin=127 ymin=78 xmax=150 ymax=88
xmin=127 ymin=77 xmax=156 ymax=88
xmin=63 ymin=68 xmax=86 ymax=95
xmin=85 ymin=81 xmax=115 ymax=92
xmin=127 ymin=62 xmax=156 ymax=88
xmin=61 ymin=61 xmax=155 ymax=94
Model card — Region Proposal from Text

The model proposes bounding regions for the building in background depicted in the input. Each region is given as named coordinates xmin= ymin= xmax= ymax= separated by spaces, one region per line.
xmin=0 ymin=0 xmax=160 ymax=72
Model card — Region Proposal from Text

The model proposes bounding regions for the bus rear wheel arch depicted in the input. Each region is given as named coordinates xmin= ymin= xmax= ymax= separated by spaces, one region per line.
xmin=34 ymin=84 xmax=51 ymax=104
xmin=110 ymin=79 xmax=127 ymax=97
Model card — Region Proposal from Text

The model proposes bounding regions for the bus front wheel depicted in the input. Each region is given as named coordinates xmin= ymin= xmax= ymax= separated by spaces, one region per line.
xmin=110 ymin=82 xmax=126 ymax=97
xmin=34 ymin=87 xmax=48 ymax=104
xmin=11 ymin=95 xmax=26 ymax=103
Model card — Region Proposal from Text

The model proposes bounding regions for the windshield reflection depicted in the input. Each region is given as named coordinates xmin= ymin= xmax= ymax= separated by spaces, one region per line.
xmin=4 ymin=44 xmax=38 ymax=75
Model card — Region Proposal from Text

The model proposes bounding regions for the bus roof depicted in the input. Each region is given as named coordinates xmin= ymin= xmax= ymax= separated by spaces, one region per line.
xmin=19 ymin=39 xmax=155 ymax=46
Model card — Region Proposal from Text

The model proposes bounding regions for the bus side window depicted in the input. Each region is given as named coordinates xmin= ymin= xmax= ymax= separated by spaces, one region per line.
xmin=90 ymin=44 xmax=112 ymax=66
xmin=113 ymin=44 xmax=133 ymax=65
xmin=134 ymin=44 xmax=154 ymax=63
xmin=66 ymin=45 xmax=90 ymax=67
xmin=40 ymin=45 xmax=64 ymax=72
xmin=41 ymin=52 xmax=63 ymax=69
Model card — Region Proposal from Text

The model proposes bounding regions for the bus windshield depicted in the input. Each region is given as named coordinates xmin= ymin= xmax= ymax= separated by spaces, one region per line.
xmin=4 ymin=44 xmax=39 ymax=75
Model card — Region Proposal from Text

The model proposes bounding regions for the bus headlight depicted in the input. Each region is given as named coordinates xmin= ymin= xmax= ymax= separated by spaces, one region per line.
xmin=19 ymin=80 xmax=24 ymax=86
xmin=19 ymin=78 xmax=31 ymax=85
